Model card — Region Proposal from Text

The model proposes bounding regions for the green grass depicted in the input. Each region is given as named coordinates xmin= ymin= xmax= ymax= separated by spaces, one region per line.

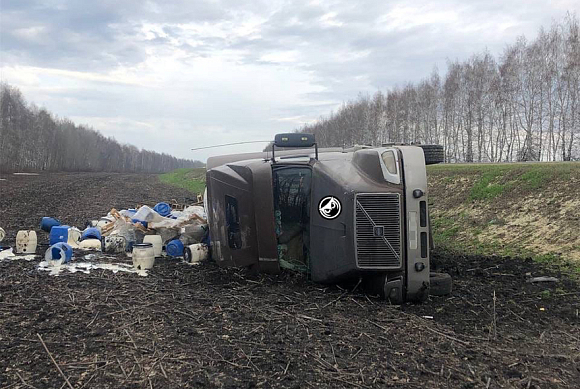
xmin=429 ymin=162 xmax=580 ymax=202
xmin=159 ymin=168 xmax=206 ymax=194
xmin=520 ymin=169 xmax=549 ymax=189
xmin=428 ymin=161 xmax=580 ymax=277
xmin=469 ymin=175 xmax=506 ymax=200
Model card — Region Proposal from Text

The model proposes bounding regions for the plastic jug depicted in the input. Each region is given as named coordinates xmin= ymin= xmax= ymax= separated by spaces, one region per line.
xmin=15 ymin=230 xmax=37 ymax=254
xmin=132 ymin=243 xmax=155 ymax=270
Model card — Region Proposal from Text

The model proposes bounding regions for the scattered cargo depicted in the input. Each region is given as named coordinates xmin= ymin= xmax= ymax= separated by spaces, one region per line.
xmin=45 ymin=242 xmax=73 ymax=265
xmin=40 ymin=217 xmax=61 ymax=232
xmin=15 ymin=230 xmax=37 ymax=254
xmin=166 ymin=239 xmax=184 ymax=257
xmin=143 ymin=235 xmax=163 ymax=257
xmin=81 ymin=227 xmax=101 ymax=241
xmin=184 ymin=243 xmax=208 ymax=264
xmin=0 ymin=200 xmax=208 ymax=273
xmin=132 ymin=243 xmax=155 ymax=270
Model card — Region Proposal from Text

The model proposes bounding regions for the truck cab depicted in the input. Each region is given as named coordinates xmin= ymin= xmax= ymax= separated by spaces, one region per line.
xmin=205 ymin=133 xmax=436 ymax=303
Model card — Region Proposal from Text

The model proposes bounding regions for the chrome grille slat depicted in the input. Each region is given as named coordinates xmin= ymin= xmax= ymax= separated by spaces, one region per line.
xmin=355 ymin=193 xmax=402 ymax=269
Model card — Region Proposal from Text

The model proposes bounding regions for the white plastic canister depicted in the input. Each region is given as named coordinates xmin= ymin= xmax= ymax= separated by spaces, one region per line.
xmin=15 ymin=230 xmax=37 ymax=254
xmin=0 ymin=227 xmax=5 ymax=242
xmin=184 ymin=243 xmax=208 ymax=264
xmin=142 ymin=235 xmax=163 ymax=257
xmin=132 ymin=243 xmax=155 ymax=270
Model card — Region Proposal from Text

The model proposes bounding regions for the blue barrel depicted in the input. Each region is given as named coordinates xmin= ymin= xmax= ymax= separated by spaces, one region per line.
xmin=50 ymin=242 xmax=73 ymax=263
xmin=40 ymin=217 xmax=61 ymax=232
xmin=154 ymin=202 xmax=171 ymax=217
xmin=49 ymin=225 xmax=70 ymax=245
xmin=166 ymin=239 xmax=184 ymax=257
xmin=81 ymin=227 xmax=101 ymax=241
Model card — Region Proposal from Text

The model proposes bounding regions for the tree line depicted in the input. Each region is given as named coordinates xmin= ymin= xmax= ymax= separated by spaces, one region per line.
xmin=299 ymin=14 xmax=580 ymax=162
xmin=0 ymin=83 xmax=204 ymax=173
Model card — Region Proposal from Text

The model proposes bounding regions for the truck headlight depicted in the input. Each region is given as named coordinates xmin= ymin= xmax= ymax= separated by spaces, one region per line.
xmin=381 ymin=150 xmax=397 ymax=175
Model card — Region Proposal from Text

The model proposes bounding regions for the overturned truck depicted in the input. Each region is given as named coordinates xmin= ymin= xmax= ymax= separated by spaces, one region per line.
xmin=205 ymin=134 xmax=446 ymax=303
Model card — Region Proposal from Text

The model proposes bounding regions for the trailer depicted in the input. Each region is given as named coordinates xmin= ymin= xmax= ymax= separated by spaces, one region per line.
xmin=205 ymin=133 xmax=448 ymax=303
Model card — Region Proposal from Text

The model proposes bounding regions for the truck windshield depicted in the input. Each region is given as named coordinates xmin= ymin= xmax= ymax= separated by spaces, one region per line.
xmin=273 ymin=166 xmax=312 ymax=271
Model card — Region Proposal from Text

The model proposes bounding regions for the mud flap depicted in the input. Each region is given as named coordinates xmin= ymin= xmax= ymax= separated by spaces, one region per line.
xmin=383 ymin=276 xmax=403 ymax=304
xmin=365 ymin=274 xmax=404 ymax=304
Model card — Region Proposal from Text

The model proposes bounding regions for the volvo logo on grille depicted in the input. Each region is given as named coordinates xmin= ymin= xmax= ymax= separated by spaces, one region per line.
xmin=318 ymin=196 xmax=342 ymax=219
xmin=373 ymin=226 xmax=384 ymax=237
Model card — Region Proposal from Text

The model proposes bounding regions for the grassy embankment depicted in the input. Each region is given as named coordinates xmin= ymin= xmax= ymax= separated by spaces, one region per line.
xmin=428 ymin=162 xmax=580 ymax=274
xmin=159 ymin=168 xmax=206 ymax=194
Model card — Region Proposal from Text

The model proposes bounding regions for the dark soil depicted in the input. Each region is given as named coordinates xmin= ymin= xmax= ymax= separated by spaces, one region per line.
xmin=0 ymin=173 xmax=579 ymax=388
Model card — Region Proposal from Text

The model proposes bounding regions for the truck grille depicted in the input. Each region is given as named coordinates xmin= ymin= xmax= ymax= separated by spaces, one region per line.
xmin=355 ymin=193 xmax=402 ymax=269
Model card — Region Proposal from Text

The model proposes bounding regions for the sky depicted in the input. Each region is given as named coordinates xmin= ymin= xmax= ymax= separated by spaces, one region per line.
xmin=0 ymin=0 xmax=577 ymax=162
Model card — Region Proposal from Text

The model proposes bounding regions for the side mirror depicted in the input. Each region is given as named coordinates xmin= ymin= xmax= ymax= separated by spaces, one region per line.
xmin=274 ymin=133 xmax=315 ymax=148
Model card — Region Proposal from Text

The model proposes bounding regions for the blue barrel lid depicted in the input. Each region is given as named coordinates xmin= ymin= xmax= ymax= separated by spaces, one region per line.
xmin=154 ymin=202 xmax=172 ymax=217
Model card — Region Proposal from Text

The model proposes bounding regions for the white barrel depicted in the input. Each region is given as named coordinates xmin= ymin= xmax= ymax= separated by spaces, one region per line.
xmin=132 ymin=243 xmax=155 ymax=270
xmin=143 ymin=235 xmax=163 ymax=257
xmin=15 ymin=230 xmax=37 ymax=254
xmin=0 ymin=227 xmax=5 ymax=242
xmin=184 ymin=243 xmax=208 ymax=264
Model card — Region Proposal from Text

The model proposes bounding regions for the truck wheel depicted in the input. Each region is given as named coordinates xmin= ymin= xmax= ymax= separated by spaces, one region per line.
xmin=430 ymin=272 xmax=452 ymax=296
xmin=419 ymin=145 xmax=444 ymax=165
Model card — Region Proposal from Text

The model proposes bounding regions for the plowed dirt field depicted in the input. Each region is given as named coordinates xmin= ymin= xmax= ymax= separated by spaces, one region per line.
xmin=0 ymin=173 xmax=578 ymax=388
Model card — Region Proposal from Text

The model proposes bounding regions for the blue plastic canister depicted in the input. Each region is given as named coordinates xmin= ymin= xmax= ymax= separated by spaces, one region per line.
xmin=49 ymin=225 xmax=71 ymax=245
xmin=40 ymin=217 xmax=61 ymax=233
xmin=153 ymin=202 xmax=171 ymax=217
xmin=81 ymin=227 xmax=101 ymax=241
xmin=48 ymin=242 xmax=73 ymax=263
xmin=166 ymin=239 xmax=184 ymax=257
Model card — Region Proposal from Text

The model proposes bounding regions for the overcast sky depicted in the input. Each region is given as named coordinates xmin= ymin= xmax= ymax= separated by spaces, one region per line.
xmin=1 ymin=0 xmax=577 ymax=161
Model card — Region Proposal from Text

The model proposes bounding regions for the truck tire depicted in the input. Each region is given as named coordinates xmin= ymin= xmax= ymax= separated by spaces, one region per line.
xmin=419 ymin=144 xmax=444 ymax=165
xmin=429 ymin=272 xmax=452 ymax=296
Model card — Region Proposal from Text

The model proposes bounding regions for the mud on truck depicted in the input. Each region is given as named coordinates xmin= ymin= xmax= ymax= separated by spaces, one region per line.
xmin=205 ymin=133 xmax=449 ymax=303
